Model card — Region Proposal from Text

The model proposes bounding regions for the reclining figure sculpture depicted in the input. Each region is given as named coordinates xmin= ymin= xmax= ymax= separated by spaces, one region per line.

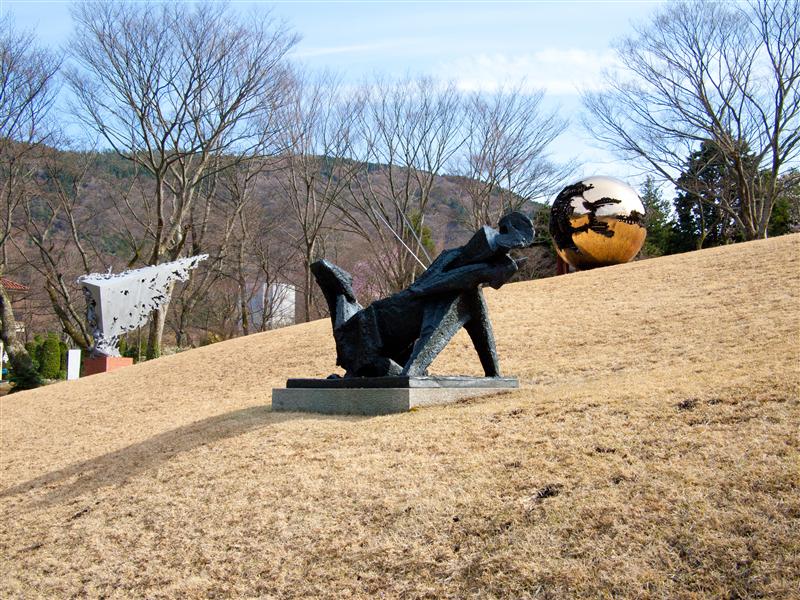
xmin=311 ymin=212 xmax=534 ymax=378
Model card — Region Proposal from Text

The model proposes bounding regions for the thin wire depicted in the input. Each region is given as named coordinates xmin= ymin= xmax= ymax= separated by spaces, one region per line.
xmin=397 ymin=208 xmax=433 ymax=264
xmin=370 ymin=206 xmax=428 ymax=270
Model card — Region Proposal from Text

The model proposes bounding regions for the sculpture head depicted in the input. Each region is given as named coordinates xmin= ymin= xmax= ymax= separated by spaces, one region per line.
xmin=448 ymin=211 xmax=535 ymax=279
xmin=496 ymin=211 xmax=535 ymax=252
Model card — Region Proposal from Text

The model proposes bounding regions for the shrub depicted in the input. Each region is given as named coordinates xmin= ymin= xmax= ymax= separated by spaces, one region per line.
xmin=8 ymin=363 xmax=42 ymax=391
xmin=59 ymin=341 xmax=68 ymax=372
xmin=118 ymin=336 xmax=140 ymax=362
xmin=200 ymin=333 xmax=223 ymax=346
xmin=25 ymin=341 xmax=40 ymax=372
xmin=39 ymin=333 xmax=62 ymax=380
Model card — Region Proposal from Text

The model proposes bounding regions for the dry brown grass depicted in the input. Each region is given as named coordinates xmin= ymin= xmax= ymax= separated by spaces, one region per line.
xmin=1 ymin=235 xmax=799 ymax=599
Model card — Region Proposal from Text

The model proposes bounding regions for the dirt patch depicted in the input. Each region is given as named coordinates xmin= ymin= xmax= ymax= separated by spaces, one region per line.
xmin=533 ymin=483 xmax=563 ymax=501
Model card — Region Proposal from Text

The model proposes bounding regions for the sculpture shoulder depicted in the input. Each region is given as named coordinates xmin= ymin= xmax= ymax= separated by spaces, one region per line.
xmin=420 ymin=248 xmax=461 ymax=277
xmin=407 ymin=248 xmax=464 ymax=294
xmin=335 ymin=294 xmax=362 ymax=329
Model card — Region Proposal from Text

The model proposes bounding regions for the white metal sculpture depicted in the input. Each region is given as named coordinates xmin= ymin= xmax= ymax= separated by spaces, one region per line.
xmin=78 ymin=255 xmax=208 ymax=357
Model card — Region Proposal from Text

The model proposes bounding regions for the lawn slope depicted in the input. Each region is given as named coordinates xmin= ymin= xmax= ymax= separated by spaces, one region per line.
xmin=1 ymin=235 xmax=799 ymax=598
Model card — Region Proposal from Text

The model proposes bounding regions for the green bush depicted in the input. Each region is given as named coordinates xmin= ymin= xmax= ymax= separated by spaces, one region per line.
xmin=39 ymin=333 xmax=62 ymax=380
xmin=59 ymin=341 xmax=68 ymax=372
xmin=25 ymin=341 xmax=40 ymax=372
xmin=33 ymin=334 xmax=46 ymax=373
xmin=9 ymin=363 xmax=42 ymax=391
xmin=118 ymin=336 xmax=140 ymax=362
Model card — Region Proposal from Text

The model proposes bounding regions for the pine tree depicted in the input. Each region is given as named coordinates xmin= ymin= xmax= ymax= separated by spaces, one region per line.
xmin=639 ymin=176 xmax=673 ymax=257
xmin=768 ymin=172 xmax=800 ymax=237
xmin=671 ymin=142 xmax=748 ymax=252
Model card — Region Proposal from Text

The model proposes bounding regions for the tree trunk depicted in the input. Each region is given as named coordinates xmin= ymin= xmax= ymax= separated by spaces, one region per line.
xmin=304 ymin=260 xmax=313 ymax=323
xmin=239 ymin=279 xmax=250 ymax=336
xmin=43 ymin=282 xmax=92 ymax=352
xmin=0 ymin=284 xmax=42 ymax=391
xmin=238 ymin=235 xmax=250 ymax=335
xmin=303 ymin=238 xmax=316 ymax=323
xmin=146 ymin=281 xmax=174 ymax=359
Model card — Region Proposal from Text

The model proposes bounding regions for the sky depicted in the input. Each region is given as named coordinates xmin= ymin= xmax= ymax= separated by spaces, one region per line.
xmin=1 ymin=0 xmax=667 ymax=193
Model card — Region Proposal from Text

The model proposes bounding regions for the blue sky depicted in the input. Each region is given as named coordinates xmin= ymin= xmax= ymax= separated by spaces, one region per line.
xmin=2 ymin=0 xmax=666 ymax=189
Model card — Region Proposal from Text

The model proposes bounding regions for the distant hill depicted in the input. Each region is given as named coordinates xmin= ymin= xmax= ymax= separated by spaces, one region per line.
xmin=2 ymin=234 xmax=798 ymax=598
xmin=47 ymin=147 xmax=551 ymax=255
xmin=8 ymin=146 xmax=556 ymax=338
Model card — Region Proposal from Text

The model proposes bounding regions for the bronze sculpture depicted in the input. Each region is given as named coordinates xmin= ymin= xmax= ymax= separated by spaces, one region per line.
xmin=312 ymin=212 xmax=534 ymax=378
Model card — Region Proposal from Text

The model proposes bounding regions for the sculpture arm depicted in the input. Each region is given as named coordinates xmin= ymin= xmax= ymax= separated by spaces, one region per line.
xmin=408 ymin=255 xmax=518 ymax=296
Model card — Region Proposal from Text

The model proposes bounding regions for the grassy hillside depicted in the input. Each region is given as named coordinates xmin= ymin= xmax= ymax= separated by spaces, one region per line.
xmin=1 ymin=235 xmax=798 ymax=598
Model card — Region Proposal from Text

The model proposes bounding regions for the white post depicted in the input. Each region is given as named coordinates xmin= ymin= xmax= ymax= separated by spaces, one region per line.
xmin=67 ymin=349 xmax=82 ymax=380
xmin=0 ymin=340 xmax=4 ymax=382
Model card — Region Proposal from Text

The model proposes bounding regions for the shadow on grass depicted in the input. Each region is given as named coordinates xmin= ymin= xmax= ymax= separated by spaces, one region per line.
xmin=1 ymin=406 xmax=358 ymax=511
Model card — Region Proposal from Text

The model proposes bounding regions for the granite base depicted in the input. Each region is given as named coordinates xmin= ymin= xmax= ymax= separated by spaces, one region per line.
xmin=272 ymin=376 xmax=518 ymax=415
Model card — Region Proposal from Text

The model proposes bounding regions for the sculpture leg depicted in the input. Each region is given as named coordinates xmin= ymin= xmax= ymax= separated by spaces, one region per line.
xmin=463 ymin=289 xmax=501 ymax=377
xmin=347 ymin=356 xmax=403 ymax=378
xmin=402 ymin=296 xmax=469 ymax=377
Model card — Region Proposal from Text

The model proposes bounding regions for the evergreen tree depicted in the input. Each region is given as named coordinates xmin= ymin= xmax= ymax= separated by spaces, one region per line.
xmin=408 ymin=210 xmax=436 ymax=261
xmin=639 ymin=176 xmax=673 ymax=257
xmin=33 ymin=334 xmax=46 ymax=374
xmin=407 ymin=210 xmax=437 ymax=282
xmin=768 ymin=172 xmax=800 ymax=237
xmin=670 ymin=142 xmax=748 ymax=252
xmin=532 ymin=202 xmax=553 ymax=249
xmin=59 ymin=340 xmax=68 ymax=370
xmin=769 ymin=198 xmax=792 ymax=237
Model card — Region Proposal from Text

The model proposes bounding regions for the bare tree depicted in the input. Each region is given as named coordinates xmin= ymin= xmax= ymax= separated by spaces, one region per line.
xmin=582 ymin=0 xmax=800 ymax=240
xmin=248 ymin=209 xmax=296 ymax=330
xmin=215 ymin=157 xmax=276 ymax=338
xmin=0 ymin=16 xmax=60 ymax=389
xmin=276 ymin=71 xmax=362 ymax=321
xmin=68 ymin=2 xmax=297 ymax=357
xmin=11 ymin=148 xmax=110 ymax=351
xmin=456 ymin=85 xmax=571 ymax=231
xmin=343 ymin=77 xmax=466 ymax=293
xmin=165 ymin=157 xmax=295 ymax=343
xmin=0 ymin=17 xmax=60 ymax=268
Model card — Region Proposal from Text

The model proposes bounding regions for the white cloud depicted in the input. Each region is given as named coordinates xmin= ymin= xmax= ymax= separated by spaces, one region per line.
xmin=438 ymin=49 xmax=620 ymax=95
xmin=292 ymin=39 xmax=412 ymax=59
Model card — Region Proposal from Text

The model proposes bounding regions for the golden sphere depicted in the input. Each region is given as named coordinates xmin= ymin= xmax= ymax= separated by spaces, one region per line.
xmin=549 ymin=176 xmax=647 ymax=270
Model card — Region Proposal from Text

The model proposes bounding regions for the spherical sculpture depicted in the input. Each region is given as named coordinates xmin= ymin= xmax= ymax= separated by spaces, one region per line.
xmin=549 ymin=176 xmax=647 ymax=270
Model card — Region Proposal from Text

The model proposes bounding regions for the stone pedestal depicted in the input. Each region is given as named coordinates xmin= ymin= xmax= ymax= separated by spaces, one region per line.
xmin=82 ymin=355 xmax=134 ymax=377
xmin=272 ymin=376 xmax=518 ymax=416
